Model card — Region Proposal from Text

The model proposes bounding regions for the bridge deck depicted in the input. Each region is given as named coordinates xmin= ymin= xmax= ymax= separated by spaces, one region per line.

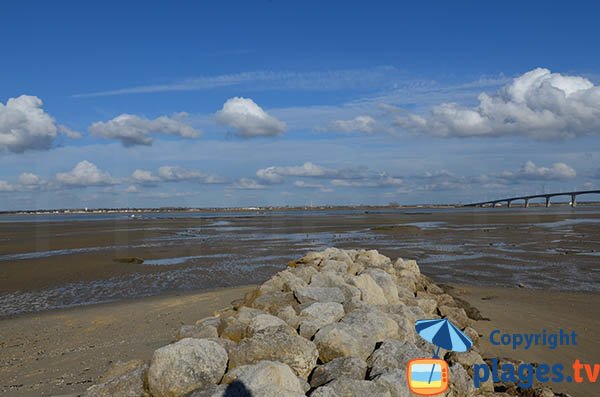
xmin=464 ymin=190 xmax=600 ymax=207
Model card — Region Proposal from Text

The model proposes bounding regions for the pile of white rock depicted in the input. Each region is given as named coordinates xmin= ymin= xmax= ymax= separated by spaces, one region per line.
xmin=84 ymin=248 xmax=566 ymax=397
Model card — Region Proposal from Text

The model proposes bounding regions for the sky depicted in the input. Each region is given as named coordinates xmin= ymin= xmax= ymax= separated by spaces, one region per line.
xmin=1 ymin=1 xmax=600 ymax=210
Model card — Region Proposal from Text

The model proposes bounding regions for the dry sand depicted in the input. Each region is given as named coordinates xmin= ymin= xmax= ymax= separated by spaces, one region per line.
xmin=0 ymin=285 xmax=256 ymax=397
xmin=1 ymin=283 xmax=597 ymax=396
xmin=454 ymin=285 xmax=600 ymax=396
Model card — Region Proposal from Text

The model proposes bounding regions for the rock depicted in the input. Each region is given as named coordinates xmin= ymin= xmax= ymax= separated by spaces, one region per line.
xmin=320 ymin=259 xmax=349 ymax=273
xmin=294 ymin=286 xmax=345 ymax=304
xmin=340 ymin=307 xmax=399 ymax=342
xmin=350 ymin=273 xmax=388 ymax=305
xmin=439 ymin=305 xmax=471 ymax=329
xmin=222 ymin=360 xmax=305 ymax=394
xmin=289 ymin=265 xmax=319 ymax=283
xmin=355 ymin=250 xmax=391 ymax=269
xmin=415 ymin=296 xmax=438 ymax=316
xmin=228 ymin=326 xmax=318 ymax=378
xmin=309 ymin=356 xmax=368 ymax=388
xmin=394 ymin=258 xmax=419 ymax=274
xmin=277 ymin=305 xmax=301 ymax=329
xmin=447 ymin=363 xmax=477 ymax=397
xmin=176 ymin=324 xmax=218 ymax=340
xmin=426 ymin=283 xmax=444 ymax=294
xmin=250 ymin=292 xmax=299 ymax=314
xmin=327 ymin=378 xmax=392 ymax=397
xmin=147 ymin=338 xmax=227 ymax=397
xmin=313 ymin=323 xmax=376 ymax=362
xmin=363 ymin=268 xmax=400 ymax=304
xmin=310 ymin=385 xmax=341 ymax=396
xmin=218 ymin=316 xmax=247 ymax=343
xmin=246 ymin=313 xmax=289 ymax=337
xmin=84 ymin=359 xmax=147 ymax=397
xmin=195 ymin=316 xmax=221 ymax=328
xmin=367 ymin=340 xmax=428 ymax=378
xmin=372 ymin=369 xmax=410 ymax=397
xmin=206 ymin=337 xmax=237 ymax=356
xmin=298 ymin=302 xmax=345 ymax=338
xmin=261 ymin=269 xmax=308 ymax=293
xmin=447 ymin=351 xmax=493 ymax=392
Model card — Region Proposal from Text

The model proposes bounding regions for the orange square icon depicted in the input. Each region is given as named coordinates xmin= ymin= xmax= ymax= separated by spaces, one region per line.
xmin=406 ymin=358 xmax=449 ymax=396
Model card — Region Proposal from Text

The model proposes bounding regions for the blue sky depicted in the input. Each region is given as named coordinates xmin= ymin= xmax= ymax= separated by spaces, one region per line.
xmin=1 ymin=1 xmax=600 ymax=210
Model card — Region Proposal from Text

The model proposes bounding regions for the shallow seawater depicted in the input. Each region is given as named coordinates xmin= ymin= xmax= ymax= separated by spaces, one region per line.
xmin=2 ymin=208 xmax=600 ymax=316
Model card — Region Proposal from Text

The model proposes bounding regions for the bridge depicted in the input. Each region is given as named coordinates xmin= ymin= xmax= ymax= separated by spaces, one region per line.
xmin=464 ymin=190 xmax=600 ymax=208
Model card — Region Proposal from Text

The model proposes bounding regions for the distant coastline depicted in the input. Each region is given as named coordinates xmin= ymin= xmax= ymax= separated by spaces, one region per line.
xmin=2 ymin=201 xmax=600 ymax=216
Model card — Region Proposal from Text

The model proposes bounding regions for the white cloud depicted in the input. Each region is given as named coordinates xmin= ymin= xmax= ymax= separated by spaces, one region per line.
xmin=232 ymin=178 xmax=267 ymax=190
xmin=293 ymin=180 xmax=333 ymax=192
xmin=55 ymin=161 xmax=116 ymax=186
xmin=158 ymin=165 xmax=224 ymax=184
xmin=394 ymin=67 xmax=600 ymax=140
xmin=18 ymin=172 xmax=42 ymax=186
xmin=321 ymin=115 xmax=377 ymax=133
xmin=501 ymin=161 xmax=577 ymax=180
xmin=216 ymin=97 xmax=286 ymax=137
xmin=331 ymin=174 xmax=403 ymax=188
xmin=0 ymin=180 xmax=16 ymax=192
xmin=131 ymin=169 xmax=160 ymax=184
xmin=256 ymin=162 xmax=333 ymax=183
xmin=73 ymin=66 xmax=402 ymax=97
xmin=0 ymin=95 xmax=79 ymax=153
xmin=89 ymin=113 xmax=200 ymax=147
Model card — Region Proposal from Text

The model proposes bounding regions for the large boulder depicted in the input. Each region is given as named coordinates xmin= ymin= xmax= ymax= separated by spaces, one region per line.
xmin=327 ymin=378 xmax=392 ymax=397
xmin=313 ymin=323 xmax=376 ymax=362
xmin=228 ymin=326 xmax=318 ymax=378
xmin=367 ymin=340 xmax=428 ymax=378
xmin=340 ymin=307 xmax=400 ymax=342
xmin=176 ymin=324 xmax=218 ymax=340
xmin=222 ymin=360 xmax=305 ymax=394
xmin=294 ymin=286 xmax=345 ymax=304
xmin=246 ymin=313 xmax=289 ymax=337
xmin=147 ymin=338 xmax=228 ymax=397
xmin=372 ymin=369 xmax=410 ymax=397
xmin=363 ymin=268 xmax=400 ymax=304
xmin=298 ymin=302 xmax=345 ymax=339
xmin=309 ymin=356 xmax=368 ymax=388
xmin=84 ymin=359 xmax=148 ymax=397
xmin=350 ymin=273 xmax=388 ymax=305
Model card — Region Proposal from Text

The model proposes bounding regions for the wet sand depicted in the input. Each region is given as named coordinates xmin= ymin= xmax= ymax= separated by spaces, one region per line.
xmin=0 ymin=285 xmax=257 ymax=397
xmin=2 ymin=208 xmax=600 ymax=317
xmin=454 ymin=285 xmax=600 ymax=396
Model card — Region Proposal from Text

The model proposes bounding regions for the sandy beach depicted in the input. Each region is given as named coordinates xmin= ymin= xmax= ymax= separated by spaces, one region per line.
xmin=1 ymin=208 xmax=599 ymax=396
xmin=1 ymin=282 xmax=598 ymax=396
xmin=0 ymin=286 xmax=257 ymax=397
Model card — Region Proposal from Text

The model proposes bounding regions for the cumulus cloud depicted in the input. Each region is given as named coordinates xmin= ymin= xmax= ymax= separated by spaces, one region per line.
xmin=131 ymin=169 xmax=160 ymax=184
xmin=158 ymin=165 xmax=225 ymax=184
xmin=256 ymin=162 xmax=334 ymax=183
xmin=55 ymin=161 xmax=116 ymax=186
xmin=394 ymin=67 xmax=600 ymax=140
xmin=321 ymin=115 xmax=377 ymax=133
xmin=216 ymin=97 xmax=286 ymax=137
xmin=89 ymin=113 xmax=201 ymax=147
xmin=232 ymin=178 xmax=267 ymax=190
xmin=0 ymin=95 xmax=80 ymax=153
xmin=0 ymin=180 xmax=16 ymax=192
xmin=501 ymin=161 xmax=576 ymax=180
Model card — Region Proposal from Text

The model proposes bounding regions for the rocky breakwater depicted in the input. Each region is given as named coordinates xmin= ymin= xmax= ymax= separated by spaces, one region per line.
xmin=84 ymin=248 xmax=567 ymax=397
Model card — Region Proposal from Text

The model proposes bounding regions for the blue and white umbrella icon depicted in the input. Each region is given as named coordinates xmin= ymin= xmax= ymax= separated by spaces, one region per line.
xmin=415 ymin=318 xmax=473 ymax=357
xmin=415 ymin=318 xmax=473 ymax=385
